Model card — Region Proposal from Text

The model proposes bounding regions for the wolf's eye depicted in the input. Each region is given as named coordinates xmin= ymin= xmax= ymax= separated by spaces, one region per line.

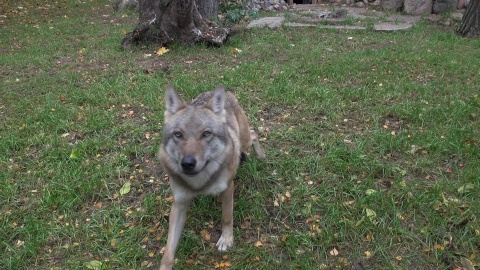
xmin=202 ymin=131 xmax=211 ymax=138
xmin=173 ymin=132 xmax=183 ymax=138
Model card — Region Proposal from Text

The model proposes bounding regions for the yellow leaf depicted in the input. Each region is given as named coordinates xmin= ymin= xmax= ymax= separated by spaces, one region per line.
xmin=254 ymin=241 xmax=263 ymax=247
xmin=230 ymin=47 xmax=242 ymax=53
xmin=329 ymin=248 xmax=339 ymax=256
xmin=200 ymin=229 xmax=211 ymax=241
xmin=186 ymin=258 xmax=196 ymax=265
xmin=156 ymin=47 xmax=169 ymax=56
xmin=364 ymin=250 xmax=372 ymax=258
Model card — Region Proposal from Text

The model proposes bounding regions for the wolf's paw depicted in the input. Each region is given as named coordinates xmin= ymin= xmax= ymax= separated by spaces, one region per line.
xmin=216 ymin=234 xmax=233 ymax=251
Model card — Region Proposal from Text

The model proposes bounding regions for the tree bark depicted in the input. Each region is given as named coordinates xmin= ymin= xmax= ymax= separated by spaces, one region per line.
xmin=121 ymin=0 xmax=228 ymax=50
xmin=196 ymin=0 xmax=219 ymax=20
xmin=457 ymin=0 xmax=480 ymax=37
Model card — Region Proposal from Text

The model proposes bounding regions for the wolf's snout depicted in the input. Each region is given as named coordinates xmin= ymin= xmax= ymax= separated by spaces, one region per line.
xmin=181 ymin=155 xmax=197 ymax=174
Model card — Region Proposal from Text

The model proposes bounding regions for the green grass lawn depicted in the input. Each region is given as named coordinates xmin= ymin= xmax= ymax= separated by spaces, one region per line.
xmin=1 ymin=1 xmax=479 ymax=269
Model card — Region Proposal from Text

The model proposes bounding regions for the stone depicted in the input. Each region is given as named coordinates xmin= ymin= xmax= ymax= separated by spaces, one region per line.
xmin=433 ymin=0 xmax=457 ymax=14
xmin=450 ymin=12 xmax=464 ymax=21
xmin=381 ymin=0 xmax=403 ymax=11
xmin=404 ymin=0 xmax=432 ymax=15
xmin=374 ymin=22 xmax=413 ymax=31
xmin=284 ymin=22 xmax=315 ymax=27
xmin=246 ymin=16 xmax=285 ymax=29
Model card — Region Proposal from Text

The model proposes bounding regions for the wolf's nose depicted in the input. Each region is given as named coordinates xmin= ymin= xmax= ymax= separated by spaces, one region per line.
xmin=181 ymin=156 xmax=197 ymax=172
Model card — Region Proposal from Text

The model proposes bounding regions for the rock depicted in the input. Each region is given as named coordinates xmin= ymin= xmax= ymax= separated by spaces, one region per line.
xmin=433 ymin=0 xmax=457 ymax=14
xmin=284 ymin=22 xmax=315 ymax=27
xmin=374 ymin=22 xmax=413 ymax=31
xmin=113 ymin=0 xmax=138 ymax=10
xmin=355 ymin=2 xmax=365 ymax=8
xmin=404 ymin=0 xmax=432 ymax=15
xmin=450 ymin=12 xmax=464 ymax=21
xmin=426 ymin=14 xmax=442 ymax=23
xmin=381 ymin=0 xmax=403 ymax=11
xmin=245 ymin=0 xmax=289 ymax=12
xmin=246 ymin=16 xmax=285 ymax=28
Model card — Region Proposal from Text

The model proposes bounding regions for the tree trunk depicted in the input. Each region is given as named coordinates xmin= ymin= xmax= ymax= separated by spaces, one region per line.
xmin=196 ymin=0 xmax=219 ymax=20
xmin=121 ymin=0 xmax=228 ymax=50
xmin=457 ymin=0 xmax=480 ymax=37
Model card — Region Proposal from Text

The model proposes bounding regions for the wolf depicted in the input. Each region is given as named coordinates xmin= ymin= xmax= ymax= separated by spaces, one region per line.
xmin=157 ymin=85 xmax=265 ymax=270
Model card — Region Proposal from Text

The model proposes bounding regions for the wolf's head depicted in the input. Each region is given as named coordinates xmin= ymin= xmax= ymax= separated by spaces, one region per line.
xmin=161 ymin=86 xmax=230 ymax=176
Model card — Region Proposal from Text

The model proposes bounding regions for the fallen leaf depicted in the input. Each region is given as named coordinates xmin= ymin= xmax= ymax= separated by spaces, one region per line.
xmin=329 ymin=247 xmax=339 ymax=256
xmin=254 ymin=241 xmax=263 ymax=247
xmin=458 ymin=183 xmax=474 ymax=194
xmin=156 ymin=47 xmax=169 ymax=56
xmin=85 ymin=260 xmax=103 ymax=270
xmin=230 ymin=47 xmax=242 ymax=53
xmin=461 ymin=257 xmax=475 ymax=270
xmin=200 ymin=229 xmax=211 ymax=241
xmin=120 ymin=181 xmax=131 ymax=196
xmin=365 ymin=208 xmax=377 ymax=223
xmin=69 ymin=149 xmax=81 ymax=159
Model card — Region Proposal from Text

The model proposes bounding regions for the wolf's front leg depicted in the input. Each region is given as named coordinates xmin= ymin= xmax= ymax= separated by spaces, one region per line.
xmin=160 ymin=200 xmax=190 ymax=270
xmin=216 ymin=181 xmax=234 ymax=251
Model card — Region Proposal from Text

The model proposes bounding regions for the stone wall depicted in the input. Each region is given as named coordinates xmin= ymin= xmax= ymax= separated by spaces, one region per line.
xmin=245 ymin=0 xmax=471 ymax=14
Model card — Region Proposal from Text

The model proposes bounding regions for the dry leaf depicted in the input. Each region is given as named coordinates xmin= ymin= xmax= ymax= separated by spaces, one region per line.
xmin=230 ymin=47 xmax=242 ymax=53
xmin=461 ymin=257 xmax=475 ymax=270
xmin=329 ymin=248 xmax=339 ymax=256
xmin=185 ymin=258 xmax=196 ymax=266
xmin=156 ymin=47 xmax=169 ymax=56
xmin=200 ymin=229 xmax=211 ymax=241
xmin=254 ymin=241 xmax=263 ymax=247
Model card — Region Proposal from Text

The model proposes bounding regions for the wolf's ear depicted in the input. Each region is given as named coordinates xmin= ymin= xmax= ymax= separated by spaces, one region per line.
xmin=165 ymin=85 xmax=185 ymax=114
xmin=207 ymin=85 xmax=226 ymax=114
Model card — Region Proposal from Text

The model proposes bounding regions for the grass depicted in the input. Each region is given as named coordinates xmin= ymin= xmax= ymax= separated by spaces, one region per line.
xmin=1 ymin=0 xmax=479 ymax=269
